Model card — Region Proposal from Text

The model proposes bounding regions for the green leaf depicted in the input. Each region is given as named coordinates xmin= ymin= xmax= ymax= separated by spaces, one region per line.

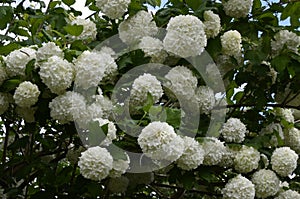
xmin=85 ymin=0 xmax=94 ymax=6
xmin=0 ymin=43 xmax=20 ymax=56
xmin=25 ymin=59 xmax=36 ymax=77
xmin=62 ymin=0 xmax=75 ymax=6
xmin=143 ymin=93 xmax=154 ymax=112
xmin=64 ymin=24 xmax=83 ymax=36
xmin=185 ymin=0 xmax=204 ymax=11
xmin=87 ymin=121 xmax=108 ymax=146
xmin=0 ymin=6 xmax=14 ymax=30
xmin=271 ymin=55 xmax=290 ymax=72
xmin=145 ymin=0 xmax=161 ymax=7
xmin=166 ymin=108 xmax=181 ymax=128
xmin=0 ymin=79 xmax=21 ymax=92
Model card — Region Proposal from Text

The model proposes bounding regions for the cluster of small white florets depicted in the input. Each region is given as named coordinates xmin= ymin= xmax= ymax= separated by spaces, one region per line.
xmin=176 ymin=136 xmax=205 ymax=170
xmin=5 ymin=46 xmax=36 ymax=77
xmin=13 ymin=81 xmax=40 ymax=108
xmin=274 ymin=108 xmax=294 ymax=123
xmin=275 ymin=189 xmax=300 ymax=199
xmin=137 ymin=121 xmax=184 ymax=162
xmin=96 ymin=0 xmax=130 ymax=19
xmin=39 ymin=56 xmax=75 ymax=94
xmin=271 ymin=147 xmax=298 ymax=177
xmin=119 ymin=10 xmax=158 ymax=45
xmin=164 ymin=66 xmax=198 ymax=101
xmin=36 ymin=42 xmax=64 ymax=62
xmin=138 ymin=36 xmax=167 ymax=63
xmin=202 ymin=137 xmax=226 ymax=165
xmin=221 ymin=30 xmax=242 ymax=57
xmin=222 ymin=174 xmax=255 ymax=199
xmin=109 ymin=152 xmax=130 ymax=178
xmin=71 ymin=18 xmax=97 ymax=40
xmin=234 ymin=145 xmax=260 ymax=173
xmin=163 ymin=15 xmax=207 ymax=58
xmin=93 ymin=118 xmax=117 ymax=147
xmin=220 ymin=118 xmax=247 ymax=143
xmin=0 ymin=93 xmax=9 ymax=115
xmin=78 ymin=146 xmax=113 ymax=181
xmin=219 ymin=146 xmax=237 ymax=168
xmin=0 ymin=66 xmax=8 ymax=85
xmin=222 ymin=0 xmax=253 ymax=18
xmin=196 ymin=86 xmax=215 ymax=114
xmin=271 ymin=30 xmax=300 ymax=55
xmin=203 ymin=10 xmax=221 ymax=38
xmin=130 ymin=73 xmax=163 ymax=105
xmin=284 ymin=127 xmax=300 ymax=154
xmin=251 ymin=169 xmax=280 ymax=198
xmin=108 ymin=176 xmax=129 ymax=193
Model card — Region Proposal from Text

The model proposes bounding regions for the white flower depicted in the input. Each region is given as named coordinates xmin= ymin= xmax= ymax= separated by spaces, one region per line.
xmin=202 ymin=137 xmax=226 ymax=165
xmin=222 ymin=174 xmax=255 ymax=199
xmin=109 ymin=152 xmax=130 ymax=178
xmin=139 ymin=36 xmax=167 ymax=63
xmin=16 ymin=106 xmax=37 ymax=123
xmin=92 ymin=93 xmax=113 ymax=118
xmin=234 ymin=145 xmax=260 ymax=173
xmin=176 ymin=136 xmax=205 ymax=170
xmin=118 ymin=10 xmax=158 ymax=45
xmin=260 ymin=122 xmax=284 ymax=147
xmin=275 ymin=190 xmax=300 ymax=199
xmin=130 ymin=73 xmax=163 ymax=105
xmin=271 ymin=147 xmax=298 ymax=177
xmin=274 ymin=108 xmax=294 ymax=123
xmin=271 ymin=30 xmax=300 ymax=55
xmin=220 ymin=118 xmax=247 ymax=143
xmin=98 ymin=46 xmax=116 ymax=58
xmin=284 ymin=127 xmax=300 ymax=154
xmin=219 ymin=146 xmax=237 ymax=168
xmin=222 ymin=0 xmax=253 ymax=18
xmin=94 ymin=118 xmax=117 ymax=147
xmin=39 ymin=56 xmax=74 ymax=94
xmin=13 ymin=81 xmax=40 ymax=108
xmin=203 ymin=10 xmax=221 ymax=38
xmin=5 ymin=47 xmax=36 ymax=76
xmin=107 ymin=176 xmax=129 ymax=193
xmin=137 ymin=121 xmax=184 ymax=162
xmin=196 ymin=86 xmax=215 ymax=115
xmin=0 ymin=66 xmax=8 ymax=85
xmin=49 ymin=91 xmax=86 ymax=124
xmin=164 ymin=66 xmax=198 ymax=101
xmin=251 ymin=169 xmax=280 ymax=199
xmin=0 ymin=93 xmax=9 ymax=115
xmin=96 ymin=0 xmax=130 ymax=19
xmin=36 ymin=42 xmax=64 ymax=62
xmin=74 ymin=51 xmax=117 ymax=89
xmin=163 ymin=15 xmax=207 ymax=58
xmin=71 ymin=18 xmax=97 ymax=40
xmin=221 ymin=30 xmax=242 ymax=57
xmin=78 ymin=146 xmax=113 ymax=181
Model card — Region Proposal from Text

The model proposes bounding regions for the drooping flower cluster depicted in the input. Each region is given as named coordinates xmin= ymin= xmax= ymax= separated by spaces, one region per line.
xmin=203 ymin=10 xmax=221 ymax=38
xmin=163 ymin=15 xmax=207 ymax=57
xmin=138 ymin=36 xmax=167 ymax=63
xmin=234 ymin=145 xmax=260 ymax=173
xmin=95 ymin=0 xmax=130 ymax=19
xmin=271 ymin=30 xmax=300 ymax=55
xmin=13 ymin=81 xmax=40 ymax=108
xmin=36 ymin=42 xmax=64 ymax=62
xmin=284 ymin=127 xmax=300 ymax=154
xmin=221 ymin=30 xmax=242 ymax=57
xmin=202 ymin=137 xmax=226 ymax=165
xmin=222 ymin=174 xmax=255 ymax=199
xmin=275 ymin=190 xmax=300 ymax=199
xmin=271 ymin=147 xmax=298 ymax=177
xmin=222 ymin=0 xmax=253 ymax=18
xmin=71 ymin=18 xmax=97 ymax=40
xmin=196 ymin=86 xmax=215 ymax=114
xmin=220 ymin=118 xmax=247 ymax=143
xmin=137 ymin=121 xmax=184 ymax=162
xmin=274 ymin=108 xmax=294 ymax=123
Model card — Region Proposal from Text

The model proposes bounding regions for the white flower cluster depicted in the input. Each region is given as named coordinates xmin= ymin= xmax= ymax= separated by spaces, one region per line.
xmin=284 ymin=127 xmax=300 ymax=154
xmin=13 ymin=81 xmax=40 ymax=108
xmin=275 ymin=108 xmax=294 ymax=123
xmin=49 ymin=91 xmax=86 ymax=124
xmin=271 ymin=147 xmax=298 ymax=177
xmin=223 ymin=0 xmax=253 ymax=18
xmin=74 ymin=51 xmax=117 ymax=89
xmin=139 ymin=36 xmax=167 ymax=63
xmin=130 ymin=73 xmax=163 ymax=105
xmin=71 ymin=18 xmax=97 ymax=40
xmin=164 ymin=66 xmax=198 ymax=101
xmin=252 ymin=169 xmax=280 ymax=199
xmin=163 ymin=15 xmax=207 ymax=58
xmin=92 ymin=92 xmax=113 ymax=118
xmin=202 ymin=137 xmax=226 ymax=165
xmin=234 ymin=145 xmax=260 ymax=173
xmin=36 ymin=42 xmax=64 ymax=62
xmin=39 ymin=56 xmax=74 ymax=94
xmin=222 ymin=174 xmax=255 ymax=199
xmin=109 ymin=152 xmax=130 ymax=178
xmin=0 ymin=66 xmax=8 ymax=85
xmin=220 ymin=118 xmax=247 ymax=143
xmin=275 ymin=190 xmax=300 ymax=199
xmin=219 ymin=146 xmax=237 ymax=168
xmin=196 ymin=86 xmax=215 ymax=114
xmin=107 ymin=176 xmax=129 ymax=193
xmin=271 ymin=30 xmax=300 ymax=55
xmin=78 ymin=146 xmax=113 ymax=181
xmin=221 ymin=30 xmax=242 ymax=57
xmin=5 ymin=46 xmax=36 ymax=76
xmin=137 ymin=121 xmax=184 ymax=162
xmin=0 ymin=93 xmax=9 ymax=115
xmin=203 ymin=10 xmax=221 ymax=39
xmin=96 ymin=0 xmax=130 ymax=19
xmin=176 ymin=136 xmax=205 ymax=170
xmin=94 ymin=118 xmax=117 ymax=147
xmin=119 ymin=10 xmax=158 ymax=45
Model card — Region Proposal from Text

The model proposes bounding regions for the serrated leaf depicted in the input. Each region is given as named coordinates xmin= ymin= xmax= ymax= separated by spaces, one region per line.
xmin=64 ymin=24 xmax=83 ymax=36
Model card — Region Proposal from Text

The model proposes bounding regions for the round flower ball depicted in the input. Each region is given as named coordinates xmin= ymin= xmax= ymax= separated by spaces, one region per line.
xmin=109 ymin=152 xmax=130 ymax=178
xmin=78 ymin=146 xmax=113 ymax=181
xmin=196 ymin=86 xmax=215 ymax=115
xmin=176 ymin=136 xmax=205 ymax=170
xmin=222 ymin=174 xmax=255 ymax=199
xmin=202 ymin=137 xmax=226 ymax=166
xmin=271 ymin=30 xmax=300 ymax=55
xmin=96 ymin=0 xmax=130 ymax=19
xmin=271 ymin=147 xmax=298 ymax=177
xmin=222 ymin=0 xmax=253 ymax=18
xmin=221 ymin=30 xmax=242 ymax=57
xmin=251 ymin=169 xmax=280 ymax=199
xmin=220 ymin=118 xmax=247 ymax=143
xmin=234 ymin=145 xmax=260 ymax=173
xmin=13 ymin=81 xmax=40 ymax=108
xmin=275 ymin=189 xmax=300 ymax=199
xmin=284 ymin=127 xmax=300 ymax=154
xmin=203 ymin=10 xmax=221 ymax=38
xmin=36 ymin=42 xmax=64 ymax=62
xmin=163 ymin=15 xmax=207 ymax=58
xmin=107 ymin=176 xmax=129 ymax=193
xmin=137 ymin=121 xmax=184 ymax=162
xmin=71 ymin=18 xmax=97 ymax=40
xmin=139 ymin=36 xmax=167 ymax=63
